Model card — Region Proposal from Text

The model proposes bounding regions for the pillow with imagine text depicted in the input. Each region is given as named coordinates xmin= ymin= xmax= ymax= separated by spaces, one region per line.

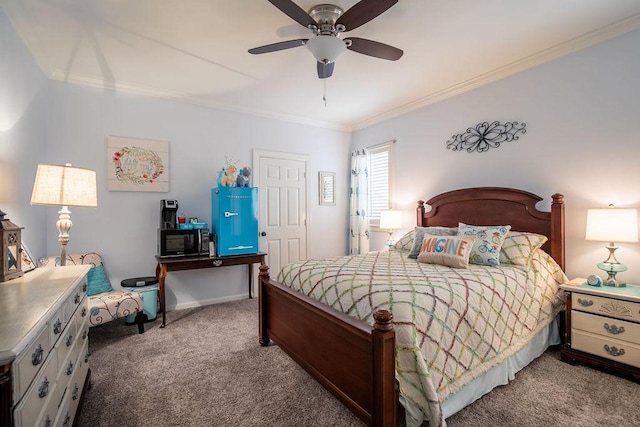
xmin=417 ymin=235 xmax=477 ymax=268
xmin=408 ymin=226 xmax=458 ymax=259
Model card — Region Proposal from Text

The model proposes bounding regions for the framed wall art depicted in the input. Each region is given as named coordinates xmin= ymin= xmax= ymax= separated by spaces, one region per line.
xmin=107 ymin=136 xmax=169 ymax=192
xmin=319 ymin=171 xmax=335 ymax=206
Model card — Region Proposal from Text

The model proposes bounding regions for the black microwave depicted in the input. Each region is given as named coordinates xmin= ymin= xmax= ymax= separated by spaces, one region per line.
xmin=158 ymin=228 xmax=210 ymax=257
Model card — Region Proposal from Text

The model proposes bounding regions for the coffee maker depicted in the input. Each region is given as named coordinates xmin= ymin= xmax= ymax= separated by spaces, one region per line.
xmin=160 ymin=199 xmax=178 ymax=229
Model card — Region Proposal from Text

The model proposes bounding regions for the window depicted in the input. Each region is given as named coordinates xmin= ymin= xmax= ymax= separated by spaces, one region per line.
xmin=367 ymin=141 xmax=394 ymax=227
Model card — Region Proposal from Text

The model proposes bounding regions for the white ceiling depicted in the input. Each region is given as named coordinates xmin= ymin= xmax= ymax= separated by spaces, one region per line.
xmin=4 ymin=0 xmax=640 ymax=130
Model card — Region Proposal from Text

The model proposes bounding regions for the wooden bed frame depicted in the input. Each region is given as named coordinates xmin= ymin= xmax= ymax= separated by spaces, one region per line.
xmin=258 ymin=187 xmax=565 ymax=426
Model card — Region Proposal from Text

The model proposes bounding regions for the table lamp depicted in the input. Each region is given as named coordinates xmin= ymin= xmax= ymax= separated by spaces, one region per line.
xmin=379 ymin=210 xmax=402 ymax=247
xmin=585 ymin=206 xmax=638 ymax=287
xmin=30 ymin=163 xmax=97 ymax=266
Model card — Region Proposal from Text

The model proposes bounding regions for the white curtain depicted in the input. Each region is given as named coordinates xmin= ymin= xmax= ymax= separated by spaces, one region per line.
xmin=349 ymin=149 xmax=369 ymax=254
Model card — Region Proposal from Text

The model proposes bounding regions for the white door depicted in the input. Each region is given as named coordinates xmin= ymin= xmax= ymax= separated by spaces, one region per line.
xmin=253 ymin=150 xmax=309 ymax=277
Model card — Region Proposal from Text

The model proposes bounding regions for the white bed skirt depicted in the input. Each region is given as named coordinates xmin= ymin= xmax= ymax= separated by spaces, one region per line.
xmin=441 ymin=316 xmax=561 ymax=420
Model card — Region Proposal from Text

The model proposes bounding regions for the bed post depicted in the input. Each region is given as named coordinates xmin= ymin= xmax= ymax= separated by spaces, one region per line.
xmin=258 ymin=264 xmax=270 ymax=346
xmin=416 ymin=200 xmax=426 ymax=227
xmin=550 ymin=193 xmax=566 ymax=271
xmin=372 ymin=310 xmax=396 ymax=427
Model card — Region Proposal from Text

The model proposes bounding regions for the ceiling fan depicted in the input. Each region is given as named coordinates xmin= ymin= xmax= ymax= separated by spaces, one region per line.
xmin=249 ymin=0 xmax=403 ymax=79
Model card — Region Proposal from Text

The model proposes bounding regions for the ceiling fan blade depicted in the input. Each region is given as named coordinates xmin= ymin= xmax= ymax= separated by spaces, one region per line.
xmin=268 ymin=0 xmax=317 ymax=28
xmin=346 ymin=37 xmax=403 ymax=61
xmin=336 ymin=0 xmax=398 ymax=32
xmin=248 ymin=39 xmax=307 ymax=54
xmin=317 ymin=61 xmax=335 ymax=79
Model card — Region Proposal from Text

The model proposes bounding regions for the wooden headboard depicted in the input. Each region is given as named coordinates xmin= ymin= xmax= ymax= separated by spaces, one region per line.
xmin=416 ymin=187 xmax=565 ymax=270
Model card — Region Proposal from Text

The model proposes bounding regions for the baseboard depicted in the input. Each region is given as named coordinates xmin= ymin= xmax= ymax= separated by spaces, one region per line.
xmin=169 ymin=293 xmax=251 ymax=311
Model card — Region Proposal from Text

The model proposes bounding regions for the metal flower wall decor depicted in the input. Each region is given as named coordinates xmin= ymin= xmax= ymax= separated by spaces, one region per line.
xmin=446 ymin=121 xmax=527 ymax=153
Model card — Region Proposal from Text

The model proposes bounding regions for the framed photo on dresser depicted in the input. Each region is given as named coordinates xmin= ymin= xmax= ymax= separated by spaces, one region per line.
xmin=20 ymin=244 xmax=36 ymax=272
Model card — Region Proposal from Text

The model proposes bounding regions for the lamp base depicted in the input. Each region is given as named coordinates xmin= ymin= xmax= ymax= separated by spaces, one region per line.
xmin=597 ymin=261 xmax=627 ymax=287
xmin=385 ymin=231 xmax=395 ymax=247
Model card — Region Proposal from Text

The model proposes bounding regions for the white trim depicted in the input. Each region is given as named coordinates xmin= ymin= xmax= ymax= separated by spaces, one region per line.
xmin=6 ymin=4 xmax=639 ymax=132
xmin=352 ymin=13 xmax=640 ymax=130
xmin=170 ymin=293 xmax=249 ymax=311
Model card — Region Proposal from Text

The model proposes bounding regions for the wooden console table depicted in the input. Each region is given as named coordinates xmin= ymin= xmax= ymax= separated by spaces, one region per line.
xmin=155 ymin=252 xmax=266 ymax=328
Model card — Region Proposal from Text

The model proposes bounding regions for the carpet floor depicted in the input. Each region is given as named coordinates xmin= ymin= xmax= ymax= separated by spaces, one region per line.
xmin=76 ymin=298 xmax=640 ymax=426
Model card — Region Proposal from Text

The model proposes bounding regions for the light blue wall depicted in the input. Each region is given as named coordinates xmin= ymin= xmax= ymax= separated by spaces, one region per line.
xmin=352 ymin=30 xmax=640 ymax=284
xmin=0 ymin=9 xmax=48 ymax=247
xmin=5 ymin=3 xmax=640 ymax=301
xmin=1 ymin=9 xmax=350 ymax=309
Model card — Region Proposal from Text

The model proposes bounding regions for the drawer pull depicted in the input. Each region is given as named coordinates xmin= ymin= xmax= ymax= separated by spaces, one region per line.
xmin=82 ymin=330 xmax=88 ymax=340
xmin=32 ymin=344 xmax=44 ymax=366
xmin=604 ymin=344 xmax=625 ymax=357
xmin=81 ymin=307 xmax=87 ymax=317
xmin=67 ymin=361 xmax=74 ymax=376
xmin=38 ymin=377 xmax=49 ymax=398
xmin=44 ymin=415 xmax=52 ymax=427
xmin=66 ymin=333 xmax=74 ymax=346
xmin=577 ymin=298 xmax=594 ymax=307
xmin=74 ymin=293 xmax=80 ymax=304
xmin=85 ymin=351 xmax=90 ymax=363
xmin=63 ymin=412 xmax=70 ymax=427
xmin=53 ymin=319 xmax=62 ymax=335
xmin=72 ymin=384 xmax=79 ymax=400
xmin=83 ymin=283 xmax=87 ymax=292
xmin=604 ymin=323 xmax=625 ymax=335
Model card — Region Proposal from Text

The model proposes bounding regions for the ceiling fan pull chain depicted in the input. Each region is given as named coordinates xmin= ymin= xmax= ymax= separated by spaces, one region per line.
xmin=323 ymin=79 xmax=327 ymax=107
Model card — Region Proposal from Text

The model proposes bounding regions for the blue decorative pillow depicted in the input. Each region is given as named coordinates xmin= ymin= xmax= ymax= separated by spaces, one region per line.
xmin=458 ymin=222 xmax=511 ymax=266
xmin=86 ymin=265 xmax=114 ymax=296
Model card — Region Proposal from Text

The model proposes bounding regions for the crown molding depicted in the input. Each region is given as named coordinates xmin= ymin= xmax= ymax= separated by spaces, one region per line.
xmin=5 ymin=3 xmax=639 ymax=133
xmin=351 ymin=14 xmax=640 ymax=131
xmin=47 ymin=70 xmax=351 ymax=132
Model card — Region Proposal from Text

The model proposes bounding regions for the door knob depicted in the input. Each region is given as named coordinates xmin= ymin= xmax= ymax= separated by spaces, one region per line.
xmin=260 ymin=232 xmax=267 ymax=236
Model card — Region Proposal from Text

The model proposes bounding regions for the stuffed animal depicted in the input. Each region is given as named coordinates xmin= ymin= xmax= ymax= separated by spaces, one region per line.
xmin=236 ymin=166 xmax=251 ymax=187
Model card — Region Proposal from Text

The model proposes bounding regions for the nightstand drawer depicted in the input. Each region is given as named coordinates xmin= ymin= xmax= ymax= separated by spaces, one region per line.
xmin=571 ymin=293 xmax=640 ymax=323
xmin=572 ymin=310 xmax=640 ymax=345
xmin=572 ymin=330 xmax=640 ymax=368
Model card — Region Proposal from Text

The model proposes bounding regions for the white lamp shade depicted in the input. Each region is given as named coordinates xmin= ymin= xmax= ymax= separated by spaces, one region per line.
xmin=585 ymin=208 xmax=638 ymax=243
xmin=31 ymin=163 xmax=98 ymax=207
xmin=306 ymin=35 xmax=347 ymax=63
xmin=379 ymin=210 xmax=402 ymax=230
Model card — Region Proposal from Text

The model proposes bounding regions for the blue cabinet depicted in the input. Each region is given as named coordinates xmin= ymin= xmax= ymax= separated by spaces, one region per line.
xmin=211 ymin=187 xmax=259 ymax=256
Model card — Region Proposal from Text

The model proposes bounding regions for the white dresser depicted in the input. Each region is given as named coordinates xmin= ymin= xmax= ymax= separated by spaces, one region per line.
xmin=560 ymin=281 xmax=640 ymax=381
xmin=0 ymin=265 xmax=91 ymax=426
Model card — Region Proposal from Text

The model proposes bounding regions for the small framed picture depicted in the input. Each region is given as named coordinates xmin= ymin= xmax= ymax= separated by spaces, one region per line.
xmin=319 ymin=171 xmax=335 ymax=206
xmin=20 ymin=243 xmax=36 ymax=273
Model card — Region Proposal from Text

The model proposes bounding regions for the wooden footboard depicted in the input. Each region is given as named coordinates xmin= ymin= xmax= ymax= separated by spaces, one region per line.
xmin=258 ymin=265 xmax=397 ymax=426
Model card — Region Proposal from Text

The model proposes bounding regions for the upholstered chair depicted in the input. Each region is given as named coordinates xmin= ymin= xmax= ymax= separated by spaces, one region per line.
xmin=37 ymin=253 xmax=145 ymax=334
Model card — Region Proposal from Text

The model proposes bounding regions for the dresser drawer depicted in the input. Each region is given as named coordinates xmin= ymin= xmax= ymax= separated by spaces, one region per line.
xmin=571 ymin=293 xmax=640 ymax=323
xmin=13 ymin=348 xmax=59 ymax=427
xmin=572 ymin=330 xmax=640 ymax=368
xmin=34 ymin=381 xmax=62 ymax=427
xmin=13 ymin=324 xmax=50 ymax=402
xmin=69 ymin=340 xmax=90 ymax=423
xmin=572 ymin=310 xmax=640 ymax=345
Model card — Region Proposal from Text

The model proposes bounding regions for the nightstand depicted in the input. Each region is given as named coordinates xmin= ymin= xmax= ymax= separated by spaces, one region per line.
xmin=560 ymin=280 xmax=640 ymax=381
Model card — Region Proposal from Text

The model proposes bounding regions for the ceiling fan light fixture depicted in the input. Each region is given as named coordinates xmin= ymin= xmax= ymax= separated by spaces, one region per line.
xmin=306 ymin=35 xmax=346 ymax=63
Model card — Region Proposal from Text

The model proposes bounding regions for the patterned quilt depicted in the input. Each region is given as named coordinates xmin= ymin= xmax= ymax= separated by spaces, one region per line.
xmin=277 ymin=247 xmax=567 ymax=427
